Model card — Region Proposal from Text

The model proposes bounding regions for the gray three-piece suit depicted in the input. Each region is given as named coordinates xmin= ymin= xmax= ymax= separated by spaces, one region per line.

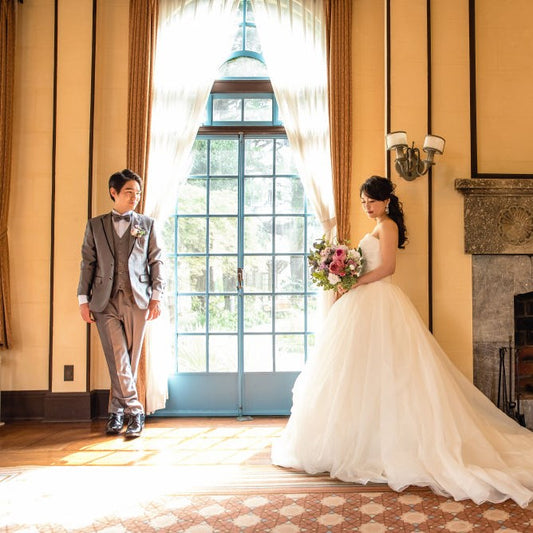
xmin=78 ymin=211 xmax=164 ymax=415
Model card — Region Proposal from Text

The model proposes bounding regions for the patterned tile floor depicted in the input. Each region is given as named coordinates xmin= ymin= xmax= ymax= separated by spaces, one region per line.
xmin=1 ymin=417 xmax=532 ymax=531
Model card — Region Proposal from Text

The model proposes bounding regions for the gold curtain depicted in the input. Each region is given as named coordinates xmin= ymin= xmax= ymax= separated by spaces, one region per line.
xmin=128 ymin=0 xmax=158 ymax=182
xmin=0 ymin=0 xmax=16 ymax=349
xmin=324 ymin=0 xmax=352 ymax=242
xmin=127 ymin=0 xmax=158 ymax=407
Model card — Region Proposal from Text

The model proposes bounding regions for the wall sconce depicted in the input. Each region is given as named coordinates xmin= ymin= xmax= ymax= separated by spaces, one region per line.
xmin=386 ymin=131 xmax=445 ymax=181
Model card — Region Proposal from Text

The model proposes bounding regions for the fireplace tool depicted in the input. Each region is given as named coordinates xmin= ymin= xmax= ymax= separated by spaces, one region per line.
xmin=497 ymin=337 xmax=526 ymax=427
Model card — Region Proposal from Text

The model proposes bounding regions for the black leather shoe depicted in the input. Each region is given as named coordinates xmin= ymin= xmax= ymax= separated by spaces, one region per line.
xmin=125 ymin=413 xmax=145 ymax=438
xmin=105 ymin=413 xmax=124 ymax=435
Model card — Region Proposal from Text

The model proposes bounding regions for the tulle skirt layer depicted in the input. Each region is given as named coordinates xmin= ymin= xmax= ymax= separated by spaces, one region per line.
xmin=271 ymin=279 xmax=533 ymax=508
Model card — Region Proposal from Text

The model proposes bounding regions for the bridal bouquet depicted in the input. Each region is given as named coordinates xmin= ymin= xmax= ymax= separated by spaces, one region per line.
xmin=308 ymin=236 xmax=364 ymax=293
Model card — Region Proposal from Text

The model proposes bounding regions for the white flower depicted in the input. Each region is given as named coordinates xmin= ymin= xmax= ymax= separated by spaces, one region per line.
xmin=328 ymin=273 xmax=341 ymax=285
xmin=131 ymin=225 xmax=146 ymax=238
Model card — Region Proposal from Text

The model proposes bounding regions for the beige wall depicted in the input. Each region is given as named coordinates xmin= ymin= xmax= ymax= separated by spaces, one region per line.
xmin=351 ymin=0 xmax=473 ymax=379
xmin=5 ymin=0 xmax=531 ymax=393
xmin=5 ymin=0 xmax=54 ymax=390
xmin=6 ymin=0 xmax=129 ymax=392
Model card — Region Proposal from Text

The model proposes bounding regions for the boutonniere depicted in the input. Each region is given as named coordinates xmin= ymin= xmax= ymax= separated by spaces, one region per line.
xmin=131 ymin=225 xmax=146 ymax=238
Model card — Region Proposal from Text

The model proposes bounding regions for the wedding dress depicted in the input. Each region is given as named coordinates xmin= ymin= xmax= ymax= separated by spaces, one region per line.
xmin=272 ymin=233 xmax=533 ymax=507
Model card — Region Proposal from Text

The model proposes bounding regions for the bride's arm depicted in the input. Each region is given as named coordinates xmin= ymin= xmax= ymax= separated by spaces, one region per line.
xmin=354 ymin=219 xmax=398 ymax=287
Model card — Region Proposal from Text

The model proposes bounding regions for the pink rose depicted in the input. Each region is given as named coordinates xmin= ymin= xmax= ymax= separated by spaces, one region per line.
xmin=334 ymin=247 xmax=347 ymax=261
xmin=329 ymin=260 xmax=345 ymax=276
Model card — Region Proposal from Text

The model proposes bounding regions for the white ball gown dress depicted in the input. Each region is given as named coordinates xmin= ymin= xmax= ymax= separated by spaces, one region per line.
xmin=272 ymin=233 xmax=533 ymax=507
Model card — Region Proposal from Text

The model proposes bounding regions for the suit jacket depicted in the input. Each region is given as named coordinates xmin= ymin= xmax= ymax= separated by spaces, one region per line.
xmin=78 ymin=212 xmax=165 ymax=312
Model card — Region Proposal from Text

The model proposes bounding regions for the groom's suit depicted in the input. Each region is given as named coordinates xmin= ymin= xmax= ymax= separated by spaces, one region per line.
xmin=78 ymin=211 xmax=164 ymax=415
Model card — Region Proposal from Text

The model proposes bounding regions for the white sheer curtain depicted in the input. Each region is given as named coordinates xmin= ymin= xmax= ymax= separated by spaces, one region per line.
xmin=251 ymin=0 xmax=337 ymax=310
xmin=144 ymin=0 xmax=238 ymax=412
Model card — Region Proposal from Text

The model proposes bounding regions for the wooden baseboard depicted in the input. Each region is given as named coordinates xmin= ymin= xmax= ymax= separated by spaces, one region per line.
xmin=44 ymin=392 xmax=92 ymax=421
xmin=1 ymin=390 xmax=110 ymax=421
xmin=1 ymin=390 xmax=46 ymax=420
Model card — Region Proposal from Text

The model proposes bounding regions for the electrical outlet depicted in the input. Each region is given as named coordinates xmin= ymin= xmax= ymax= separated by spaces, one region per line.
xmin=64 ymin=365 xmax=74 ymax=381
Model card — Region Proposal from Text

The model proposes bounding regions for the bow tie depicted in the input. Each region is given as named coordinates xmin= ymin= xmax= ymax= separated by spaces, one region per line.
xmin=113 ymin=214 xmax=131 ymax=222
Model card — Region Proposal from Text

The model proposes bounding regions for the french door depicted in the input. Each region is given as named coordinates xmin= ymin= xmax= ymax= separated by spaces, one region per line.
xmin=158 ymin=134 xmax=320 ymax=416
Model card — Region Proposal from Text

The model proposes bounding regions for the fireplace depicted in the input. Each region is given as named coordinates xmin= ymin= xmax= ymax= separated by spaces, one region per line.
xmin=456 ymin=179 xmax=533 ymax=429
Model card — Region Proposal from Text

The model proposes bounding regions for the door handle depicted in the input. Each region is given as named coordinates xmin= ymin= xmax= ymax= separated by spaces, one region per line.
xmin=237 ymin=267 xmax=244 ymax=290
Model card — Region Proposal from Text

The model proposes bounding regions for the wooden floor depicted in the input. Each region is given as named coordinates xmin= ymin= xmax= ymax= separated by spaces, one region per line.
xmin=0 ymin=416 xmax=286 ymax=468
xmin=2 ymin=417 xmax=533 ymax=532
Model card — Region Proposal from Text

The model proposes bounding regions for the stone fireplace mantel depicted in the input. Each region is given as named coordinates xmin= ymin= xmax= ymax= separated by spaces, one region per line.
xmin=455 ymin=178 xmax=533 ymax=427
xmin=455 ymin=178 xmax=533 ymax=254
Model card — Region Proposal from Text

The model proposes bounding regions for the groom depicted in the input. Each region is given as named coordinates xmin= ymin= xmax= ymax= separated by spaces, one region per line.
xmin=78 ymin=169 xmax=164 ymax=438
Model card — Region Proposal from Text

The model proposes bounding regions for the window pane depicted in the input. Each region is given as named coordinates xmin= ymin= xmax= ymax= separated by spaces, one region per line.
xmin=275 ymin=255 xmax=304 ymax=292
xmin=244 ymin=334 xmax=273 ymax=371
xmin=244 ymin=177 xmax=273 ymax=214
xmin=276 ymin=178 xmax=304 ymax=213
xmin=209 ymin=296 xmax=238 ymax=332
xmin=178 ymin=296 xmax=206 ymax=332
xmin=275 ymin=139 xmax=297 ymax=174
xmin=178 ymin=218 xmax=206 ymax=253
xmin=177 ymin=178 xmax=207 ymax=215
xmin=162 ymin=217 xmax=176 ymax=257
xmin=245 ymin=139 xmax=273 ymax=174
xmin=177 ymin=256 xmax=206 ymax=293
xmin=245 ymin=26 xmax=262 ymax=54
xmin=244 ymin=294 xmax=272 ymax=331
xmin=210 ymin=139 xmax=238 ymax=175
xmin=244 ymin=255 xmax=272 ymax=292
xmin=191 ymin=140 xmax=208 ymax=175
xmin=245 ymin=0 xmax=254 ymax=22
xmin=209 ymin=256 xmax=237 ymax=293
xmin=210 ymin=178 xmax=238 ymax=214
xmin=218 ymin=57 xmax=268 ymax=78
xmin=275 ymin=334 xmax=305 ymax=371
xmin=275 ymin=216 xmax=304 ymax=252
xmin=275 ymin=295 xmax=304 ymax=332
xmin=209 ymin=217 xmax=238 ymax=253
xmin=244 ymin=216 xmax=272 ymax=252
xmin=209 ymin=335 xmax=238 ymax=372
xmin=243 ymin=98 xmax=272 ymax=122
xmin=178 ymin=335 xmax=206 ymax=372
xmin=213 ymin=98 xmax=242 ymax=122
xmin=230 ymin=27 xmax=244 ymax=53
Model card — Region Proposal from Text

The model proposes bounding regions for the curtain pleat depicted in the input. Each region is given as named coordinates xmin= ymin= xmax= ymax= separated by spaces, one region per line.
xmin=127 ymin=0 xmax=159 ymax=409
xmin=128 ymin=0 xmax=158 ymax=196
xmin=252 ymin=0 xmax=336 ymax=234
xmin=324 ymin=0 xmax=352 ymax=243
xmin=0 ymin=0 xmax=16 ymax=350
xmin=252 ymin=0 xmax=337 ymax=313
xmin=142 ymin=0 xmax=238 ymax=412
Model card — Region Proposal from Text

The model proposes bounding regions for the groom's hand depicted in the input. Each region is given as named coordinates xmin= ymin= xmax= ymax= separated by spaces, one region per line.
xmin=146 ymin=299 xmax=161 ymax=321
xmin=79 ymin=303 xmax=95 ymax=323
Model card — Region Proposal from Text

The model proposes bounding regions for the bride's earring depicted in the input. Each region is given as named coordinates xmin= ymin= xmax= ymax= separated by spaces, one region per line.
xmin=385 ymin=203 xmax=390 ymax=215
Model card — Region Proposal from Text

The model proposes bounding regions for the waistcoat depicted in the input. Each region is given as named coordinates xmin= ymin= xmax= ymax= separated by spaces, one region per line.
xmin=111 ymin=227 xmax=132 ymax=296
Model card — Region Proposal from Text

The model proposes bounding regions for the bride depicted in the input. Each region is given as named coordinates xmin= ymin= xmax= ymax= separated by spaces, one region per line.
xmin=272 ymin=176 xmax=533 ymax=508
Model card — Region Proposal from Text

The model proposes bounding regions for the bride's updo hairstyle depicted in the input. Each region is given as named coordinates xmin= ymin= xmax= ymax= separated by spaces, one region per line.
xmin=360 ymin=176 xmax=408 ymax=248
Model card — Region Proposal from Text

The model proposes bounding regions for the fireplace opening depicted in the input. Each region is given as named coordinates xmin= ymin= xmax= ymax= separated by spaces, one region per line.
xmin=515 ymin=291 xmax=533 ymax=401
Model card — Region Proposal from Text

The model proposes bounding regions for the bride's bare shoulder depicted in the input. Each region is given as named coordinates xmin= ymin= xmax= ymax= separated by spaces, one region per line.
xmin=377 ymin=218 xmax=398 ymax=236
